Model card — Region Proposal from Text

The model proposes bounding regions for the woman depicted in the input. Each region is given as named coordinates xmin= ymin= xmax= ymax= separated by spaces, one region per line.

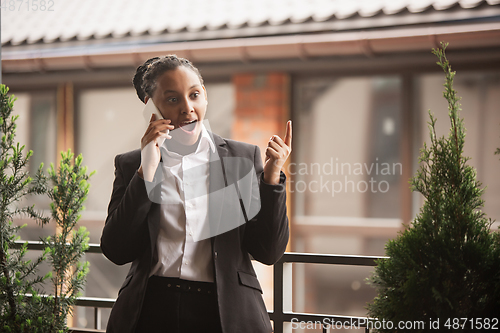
xmin=100 ymin=55 xmax=291 ymax=333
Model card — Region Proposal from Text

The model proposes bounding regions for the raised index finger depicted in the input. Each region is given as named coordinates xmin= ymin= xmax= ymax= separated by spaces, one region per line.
xmin=284 ymin=120 xmax=292 ymax=147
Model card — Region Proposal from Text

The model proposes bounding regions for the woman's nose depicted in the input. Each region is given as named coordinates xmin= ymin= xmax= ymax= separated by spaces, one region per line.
xmin=180 ymin=97 xmax=194 ymax=114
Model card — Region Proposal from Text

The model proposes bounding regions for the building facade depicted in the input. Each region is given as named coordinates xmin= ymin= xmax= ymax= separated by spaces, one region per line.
xmin=3 ymin=0 xmax=500 ymax=330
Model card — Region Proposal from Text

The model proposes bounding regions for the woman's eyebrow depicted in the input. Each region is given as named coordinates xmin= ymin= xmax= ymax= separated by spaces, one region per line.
xmin=162 ymin=89 xmax=178 ymax=95
xmin=162 ymin=85 xmax=200 ymax=95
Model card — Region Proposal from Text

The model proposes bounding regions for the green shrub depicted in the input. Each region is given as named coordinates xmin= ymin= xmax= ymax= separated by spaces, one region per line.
xmin=0 ymin=84 xmax=93 ymax=332
xmin=367 ymin=44 xmax=500 ymax=332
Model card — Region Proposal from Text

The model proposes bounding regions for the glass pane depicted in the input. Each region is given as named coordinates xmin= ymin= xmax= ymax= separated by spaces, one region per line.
xmin=30 ymin=93 xmax=57 ymax=178
xmin=77 ymin=87 xmax=146 ymax=215
xmin=11 ymin=92 xmax=31 ymax=155
xmin=10 ymin=91 xmax=57 ymax=240
xmin=293 ymin=76 xmax=402 ymax=219
xmin=291 ymin=263 xmax=376 ymax=331
xmin=253 ymin=261 xmax=274 ymax=311
xmin=292 ymin=76 xmax=403 ymax=259
xmin=72 ymin=253 xmax=130 ymax=329
xmin=205 ymin=82 xmax=235 ymax=139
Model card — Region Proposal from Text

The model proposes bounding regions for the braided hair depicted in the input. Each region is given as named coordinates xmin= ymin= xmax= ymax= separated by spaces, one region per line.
xmin=132 ymin=55 xmax=204 ymax=103
xmin=133 ymin=57 xmax=159 ymax=103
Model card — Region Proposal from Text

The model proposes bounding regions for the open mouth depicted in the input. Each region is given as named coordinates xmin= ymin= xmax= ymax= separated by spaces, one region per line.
xmin=179 ymin=119 xmax=198 ymax=133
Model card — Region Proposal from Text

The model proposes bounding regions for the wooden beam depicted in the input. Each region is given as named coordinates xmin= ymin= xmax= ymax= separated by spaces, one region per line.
xmin=56 ymin=82 xmax=75 ymax=163
xmin=400 ymin=75 xmax=414 ymax=227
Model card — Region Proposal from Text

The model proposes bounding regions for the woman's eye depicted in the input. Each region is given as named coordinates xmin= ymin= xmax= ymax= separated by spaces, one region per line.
xmin=168 ymin=97 xmax=177 ymax=103
xmin=192 ymin=92 xmax=199 ymax=98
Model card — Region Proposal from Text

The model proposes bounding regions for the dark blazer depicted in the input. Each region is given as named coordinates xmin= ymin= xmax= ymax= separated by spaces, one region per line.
xmin=100 ymin=133 xmax=289 ymax=333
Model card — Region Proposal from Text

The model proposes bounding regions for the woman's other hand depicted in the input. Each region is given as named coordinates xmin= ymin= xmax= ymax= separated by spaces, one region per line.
xmin=263 ymin=120 xmax=292 ymax=185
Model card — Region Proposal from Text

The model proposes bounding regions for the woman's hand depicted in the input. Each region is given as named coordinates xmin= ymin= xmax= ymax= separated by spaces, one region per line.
xmin=263 ymin=120 xmax=292 ymax=185
xmin=138 ymin=113 xmax=174 ymax=181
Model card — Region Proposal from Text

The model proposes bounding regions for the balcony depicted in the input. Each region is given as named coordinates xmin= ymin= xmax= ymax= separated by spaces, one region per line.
xmin=15 ymin=241 xmax=383 ymax=333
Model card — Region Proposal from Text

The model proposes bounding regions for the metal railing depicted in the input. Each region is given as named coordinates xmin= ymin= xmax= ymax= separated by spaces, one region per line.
xmin=271 ymin=252 xmax=385 ymax=333
xmin=14 ymin=240 xmax=385 ymax=333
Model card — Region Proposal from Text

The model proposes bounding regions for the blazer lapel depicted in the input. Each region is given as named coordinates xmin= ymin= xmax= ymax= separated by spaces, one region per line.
xmin=208 ymin=133 xmax=228 ymax=247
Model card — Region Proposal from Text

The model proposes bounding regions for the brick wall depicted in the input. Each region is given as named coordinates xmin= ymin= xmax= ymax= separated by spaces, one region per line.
xmin=232 ymin=73 xmax=290 ymax=162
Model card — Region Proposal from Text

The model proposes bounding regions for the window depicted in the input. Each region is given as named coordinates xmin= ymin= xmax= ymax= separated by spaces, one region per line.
xmin=291 ymin=76 xmax=404 ymax=318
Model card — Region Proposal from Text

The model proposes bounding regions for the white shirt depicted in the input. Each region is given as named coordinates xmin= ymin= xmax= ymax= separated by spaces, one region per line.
xmin=150 ymin=126 xmax=216 ymax=282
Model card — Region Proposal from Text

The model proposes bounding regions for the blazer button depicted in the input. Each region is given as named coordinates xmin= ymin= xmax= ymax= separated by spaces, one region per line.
xmin=214 ymin=251 xmax=218 ymax=259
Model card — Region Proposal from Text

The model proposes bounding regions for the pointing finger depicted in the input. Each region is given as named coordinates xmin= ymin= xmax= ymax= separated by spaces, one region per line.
xmin=284 ymin=120 xmax=292 ymax=147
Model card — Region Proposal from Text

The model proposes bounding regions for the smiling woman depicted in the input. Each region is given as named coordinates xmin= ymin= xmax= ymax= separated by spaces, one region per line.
xmin=100 ymin=54 xmax=292 ymax=333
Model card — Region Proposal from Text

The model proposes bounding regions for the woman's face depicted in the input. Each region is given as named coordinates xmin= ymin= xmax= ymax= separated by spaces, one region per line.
xmin=150 ymin=66 xmax=207 ymax=146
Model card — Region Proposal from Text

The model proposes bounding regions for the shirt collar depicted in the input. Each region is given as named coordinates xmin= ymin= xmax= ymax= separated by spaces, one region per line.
xmin=161 ymin=123 xmax=216 ymax=157
xmin=199 ymin=123 xmax=216 ymax=154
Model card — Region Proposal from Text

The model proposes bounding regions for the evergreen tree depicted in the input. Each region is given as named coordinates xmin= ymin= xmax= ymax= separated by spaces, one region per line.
xmin=0 ymin=84 xmax=93 ymax=332
xmin=42 ymin=151 xmax=92 ymax=332
xmin=367 ymin=44 xmax=500 ymax=332
xmin=0 ymin=84 xmax=52 ymax=332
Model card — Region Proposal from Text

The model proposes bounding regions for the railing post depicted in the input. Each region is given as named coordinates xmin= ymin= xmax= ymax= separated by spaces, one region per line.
xmin=94 ymin=307 xmax=101 ymax=330
xmin=273 ymin=258 xmax=285 ymax=333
